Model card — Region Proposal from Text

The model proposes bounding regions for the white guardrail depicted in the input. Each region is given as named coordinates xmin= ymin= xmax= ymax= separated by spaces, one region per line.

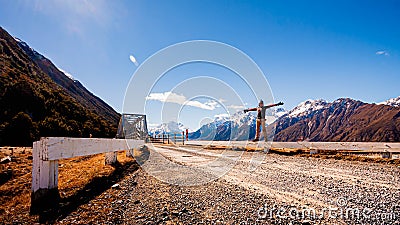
xmin=31 ymin=137 xmax=144 ymax=212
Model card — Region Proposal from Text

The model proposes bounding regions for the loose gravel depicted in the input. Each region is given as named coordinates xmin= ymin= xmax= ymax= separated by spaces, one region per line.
xmin=59 ymin=146 xmax=400 ymax=224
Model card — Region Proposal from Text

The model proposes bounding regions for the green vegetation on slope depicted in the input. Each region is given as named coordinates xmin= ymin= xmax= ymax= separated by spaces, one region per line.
xmin=0 ymin=27 xmax=117 ymax=146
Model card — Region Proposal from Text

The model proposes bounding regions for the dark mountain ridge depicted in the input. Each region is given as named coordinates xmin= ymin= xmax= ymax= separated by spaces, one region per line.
xmin=14 ymin=38 xmax=119 ymax=125
xmin=0 ymin=27 xmax=119 ymax=146
xmin=272 ymin=98 xmax=400 ymax=142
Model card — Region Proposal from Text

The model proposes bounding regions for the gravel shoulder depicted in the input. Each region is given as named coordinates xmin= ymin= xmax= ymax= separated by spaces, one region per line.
xmin=59 ymin=145 xmax=400 ymax=224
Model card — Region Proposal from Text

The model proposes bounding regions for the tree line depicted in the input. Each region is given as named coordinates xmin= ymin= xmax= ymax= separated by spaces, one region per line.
xmin=0 ymin=80 xmax=117 ymax=146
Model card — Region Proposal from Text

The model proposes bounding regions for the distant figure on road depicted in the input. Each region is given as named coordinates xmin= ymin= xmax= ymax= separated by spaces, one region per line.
xmin=244 ymin=100 xmax=283 ymax=142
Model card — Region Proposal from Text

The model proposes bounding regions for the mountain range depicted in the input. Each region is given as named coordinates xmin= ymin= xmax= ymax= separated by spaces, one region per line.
xmin=273 ymin=98 xmax=400 ymax=142
xmin=1 ymin=25 xmax=399 ymax=145
xmin=13 ymin=37 xmax=119 ymax=125
xmin=149 ymin=121 xmax=186 ymax=136
xmin=0 ymin=27 xmax=120 ymax=146
xmin=184 ymin=97 xmax=400 ymax=142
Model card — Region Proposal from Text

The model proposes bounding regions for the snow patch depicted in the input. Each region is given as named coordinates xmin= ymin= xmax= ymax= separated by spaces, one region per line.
xmin=149 ymin=121 xmax=186 ymax=135
xmin=214 ymin=113 xmax=229 ymax=120
xmin=14 ymin=36 xmax=44 ymax=59
xmin=289 ymin=99 xmax=327 ymax=118
xmin=275 ymin=107 xmax=287 ymax=118
xmin=58 ymin=68 xmax=75 ymax=81
xmin=378 ymin=96 xmax=400 ymax=107
xmin=14 ymin=37 xmax=28 ymax=48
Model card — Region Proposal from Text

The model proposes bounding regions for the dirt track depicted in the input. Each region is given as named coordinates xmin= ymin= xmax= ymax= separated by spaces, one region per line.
xmin=58 ymin=144 xmax=400 ymax=224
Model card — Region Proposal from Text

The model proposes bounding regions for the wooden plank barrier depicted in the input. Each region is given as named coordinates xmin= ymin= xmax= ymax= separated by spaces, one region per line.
xmin=30 ymin=137 xmax=144 ymax=213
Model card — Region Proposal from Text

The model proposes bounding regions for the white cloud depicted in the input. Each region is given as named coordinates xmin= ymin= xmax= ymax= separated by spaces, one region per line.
xmin=227 ymin=104 xmax=245 ymax=110
xmin=146 ymin=92 xmax=220 ymax=110
xmin=214 ymin=113 xmax=230 ymax=119
xmin=146 ymin=92 xmax=186 ymax=104
xmin=186 ymin=100 xmax=219 ymax=110
xmin=129 ymin=55 xmax=139 ymax=66
xmin=376 ymin=50 xmax=390 ymax=56
xmin=147 ymin=123 xmax=160 ymax=129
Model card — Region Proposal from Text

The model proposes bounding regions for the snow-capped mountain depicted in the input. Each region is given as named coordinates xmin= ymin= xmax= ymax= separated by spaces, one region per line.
xmin=378 ymin=96 xmax=400 ymax=107
xmin=275 ymin=107 xmax=287 ymax=118
xmin=190 ymin=107 xmax=287 ymax=141
xmin=213 ymin=113 xmax=230 ymax=126
xmin=191 ymin=96 xmax=400 ymax=142
xmin=149 ymin=121 xmax=186 ymax=135
xmin=288 ymin=99 xmax=328 ymax=117
xmin=274 ymin=98 xmax=400 ymax=142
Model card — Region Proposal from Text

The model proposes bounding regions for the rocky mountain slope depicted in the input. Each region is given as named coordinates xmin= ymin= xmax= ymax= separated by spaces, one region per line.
xmin=189 ymin=109 xmax=285 ymax=141
xmin=272 ymin=98 xmax=400 ymax=142
xmin=14 ymin=37 xmax=119 ymax=125
xmin=189 ymin=97 xmax=400 ymax=142
xmin=379 ymin=96 xmax=400 ymax=108
xmin=0 ymin=27 xmax=119 ymax=146
xmin=149 ymin=121 xmax=186 ymax=136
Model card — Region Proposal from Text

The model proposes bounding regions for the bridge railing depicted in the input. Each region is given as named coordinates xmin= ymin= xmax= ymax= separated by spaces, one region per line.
xmin=30 ymin=137 xmax=145 ymax=213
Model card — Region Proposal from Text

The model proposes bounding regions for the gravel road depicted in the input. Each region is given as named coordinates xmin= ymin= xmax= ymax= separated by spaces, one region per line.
xmin=59 ymin=145 xmax=400 ymax=224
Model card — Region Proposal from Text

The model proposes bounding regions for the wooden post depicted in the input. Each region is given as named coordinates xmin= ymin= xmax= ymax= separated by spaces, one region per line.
xmin=382 ymin=151 xmax=392 ymax=159
xmin=30 ymin=141 xmax=60 ymax=213
xmin=182 ymin=131 xmax=185 ymax=145
xmin=167 ymin=134 xmax=170 ymax=144
xmin=162 ymin=134 xmax=165 ymax=144
xmin=105 ymin=152 xmax=118 ymax=165
xmin=126 ymin=148 xmax=134 ymax=157
xmin=310 ymin=143 xmax=318 ymax=155
xmin=174 ymin=133 xmax=176 ymax=144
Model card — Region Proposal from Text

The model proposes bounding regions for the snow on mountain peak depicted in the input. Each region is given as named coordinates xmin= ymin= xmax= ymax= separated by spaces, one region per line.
xmin=14 ymin=36 xmax=44 ymax=59
xmin=214 ymin=113 xmax=230 ymax=121
xmin=378 ymin=96 xmax=400 ymax=107
xmin=149 ymin=121 xmax=186 ymax=135
xmin=289 ymin=99 xmax=327 ymax=117
xmin=14 ymin=36 xmax=77 ymax=82
xmin=204 ymin=107 xmax=286 ymax=129
xmin=275 ymin=107 xmax=287 ymax=118
xmin=58 ymin=68 xmax=75 ymax=81
xmin=14 ymin=37 xmax=28 ymax=48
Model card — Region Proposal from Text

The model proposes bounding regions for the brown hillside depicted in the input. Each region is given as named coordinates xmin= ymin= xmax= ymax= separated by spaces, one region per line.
xmin=273 ymin=99 xmax=400 ymax=142
xmin=0 ymin=27 xmax=118 ymax=146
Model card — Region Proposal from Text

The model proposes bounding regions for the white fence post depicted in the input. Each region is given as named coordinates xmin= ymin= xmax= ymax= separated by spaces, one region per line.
xmin=30 ymin=137 xmax=145 ymax=213
xmin=126 ymin=148 xmax=134 ymax=157
xmin=31 ymin=140 xmax=60 ymax=213
xmin=105 ymin=152 xmax=117 ymax=165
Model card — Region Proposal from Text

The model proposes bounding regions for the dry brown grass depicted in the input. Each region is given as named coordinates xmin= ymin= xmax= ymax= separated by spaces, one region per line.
xmin=203 ymin=145 xmax=400 ymax=165
xmin=298 ymin=152 xmax=400 ymax=165
xmin=204 ymin=145 xmax=265 ymax=151
xmin=0 ymin=147 xmax=136 ymax=224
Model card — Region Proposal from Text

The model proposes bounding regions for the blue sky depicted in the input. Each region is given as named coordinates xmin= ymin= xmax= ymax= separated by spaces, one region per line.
xmin=1 ymin=0 xmax=399 ymax=130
